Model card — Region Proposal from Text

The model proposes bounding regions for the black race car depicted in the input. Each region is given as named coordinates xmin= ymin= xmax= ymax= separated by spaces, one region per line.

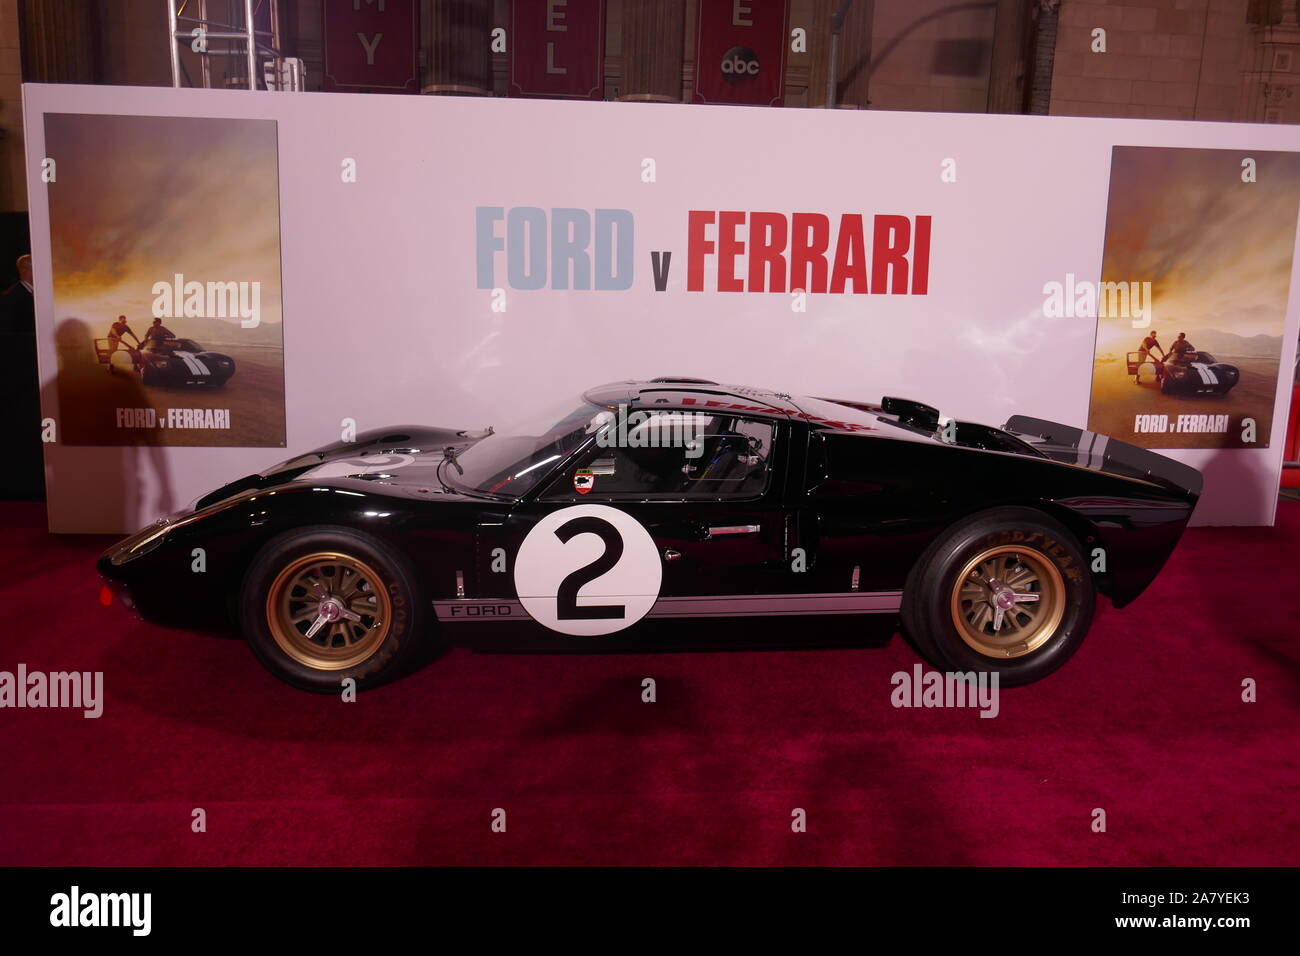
xmin=1158 ymin=351 xmax=1239 ymax=396
xmin=1127 ymin=349 xmax=1240 ymax=395
xmin=99 ymin=379 xmax=1202 ymax=692
xmin=139 ymin=337 xmax=236 ymax=387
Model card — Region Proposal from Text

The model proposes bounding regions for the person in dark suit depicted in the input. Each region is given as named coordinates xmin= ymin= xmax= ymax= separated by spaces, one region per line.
xmin=0 ymin=254 xmax=44 ymax=499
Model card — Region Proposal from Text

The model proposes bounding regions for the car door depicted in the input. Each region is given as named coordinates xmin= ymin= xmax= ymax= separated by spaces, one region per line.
xmin=479 ymin=412 xmax=793 ymax=635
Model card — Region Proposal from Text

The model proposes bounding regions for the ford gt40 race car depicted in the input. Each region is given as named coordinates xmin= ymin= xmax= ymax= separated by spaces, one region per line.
xmin=139 ymin=337 xmax=236 ymax=387
xmin=99 ymin=379 xmax=1202 ymax=692
xmin=1158 ymin=351 xmax=1239 ymax=396
xmin=1126 ymin=350 xmax=1240 ymax=396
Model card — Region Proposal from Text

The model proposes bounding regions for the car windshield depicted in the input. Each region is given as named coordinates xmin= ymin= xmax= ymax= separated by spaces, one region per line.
xmin=445 ymin=396 xmax=603 ymax=498
xmin=175 ymin=338 xmax=202 ymax=352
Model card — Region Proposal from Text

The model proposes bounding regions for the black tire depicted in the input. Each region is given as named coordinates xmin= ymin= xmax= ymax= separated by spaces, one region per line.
xmin=239 ymin=526 xmax=429 ymax=692
xmin=141 ymin=364 xmax=160 ymax=386
xmin=900 ymin=507 xmax=1095 ymax=686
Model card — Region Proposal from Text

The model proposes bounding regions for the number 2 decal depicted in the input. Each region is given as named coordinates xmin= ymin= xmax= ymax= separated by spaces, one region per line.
xmin=514 ymin=505 xmax=663 ymax=636
xmin=554 ymin=516 xmax=625 ymax=620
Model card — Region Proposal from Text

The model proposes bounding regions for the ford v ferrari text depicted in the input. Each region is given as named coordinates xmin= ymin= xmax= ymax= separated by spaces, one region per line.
xmin=98 ymin=378 xmax=1202 ymax=692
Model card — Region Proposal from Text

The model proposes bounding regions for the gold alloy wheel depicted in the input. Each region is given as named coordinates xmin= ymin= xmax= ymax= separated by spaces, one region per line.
xmin=949 ymin=545 xmax=1065 ymax=659
xmin=266 ymin=552 xmax=392 ymax=671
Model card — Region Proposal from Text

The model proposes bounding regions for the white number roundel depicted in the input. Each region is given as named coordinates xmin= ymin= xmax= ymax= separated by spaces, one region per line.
xmin=513 ymin=504 xmax=663 ymax=636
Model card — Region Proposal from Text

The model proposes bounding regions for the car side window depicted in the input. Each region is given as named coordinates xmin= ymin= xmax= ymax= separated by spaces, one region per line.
xmin=544 ymin=413 xmax=774 ymax=499
xmin=806 ymin=432 xmax=887 ymax=496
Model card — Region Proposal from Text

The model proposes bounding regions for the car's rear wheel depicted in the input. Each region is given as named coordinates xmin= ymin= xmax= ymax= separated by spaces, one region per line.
xmin=900 ymin=507 xmax=1094 ymax=686
xmin=239 ymin=527 xmax=428 ymax=692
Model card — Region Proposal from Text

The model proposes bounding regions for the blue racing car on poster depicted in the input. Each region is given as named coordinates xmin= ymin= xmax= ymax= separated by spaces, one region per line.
xmin=98 ymin=378 xmax=1202 ymax=692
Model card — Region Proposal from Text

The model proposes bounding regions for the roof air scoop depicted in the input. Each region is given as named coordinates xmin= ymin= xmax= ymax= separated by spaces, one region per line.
xmin=881 ymin=396 xmax=941 ymax=431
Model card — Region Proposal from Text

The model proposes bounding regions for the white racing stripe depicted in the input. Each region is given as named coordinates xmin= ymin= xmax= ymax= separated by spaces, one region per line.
xmin=1074 ymin=430 xmax=1108 ymax=470
xmin=1190 ymin=362 xmax=1218 ymax=385
xmin=1087 ymin=434 xmax=1108 ymax=470
xmin=173 ymin=350 xmax=210 ymax=377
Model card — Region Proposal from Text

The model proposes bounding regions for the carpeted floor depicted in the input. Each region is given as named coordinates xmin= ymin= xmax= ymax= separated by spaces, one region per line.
xmin=1 ymin=499 xmax=1296 ymax=866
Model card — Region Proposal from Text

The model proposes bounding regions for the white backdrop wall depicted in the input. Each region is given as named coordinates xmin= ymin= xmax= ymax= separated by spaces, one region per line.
xmin=22 ymin=83 xmax=1300 ymax=532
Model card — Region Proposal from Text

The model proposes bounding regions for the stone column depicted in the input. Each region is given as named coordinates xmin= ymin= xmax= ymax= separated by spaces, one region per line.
xmin=619 ymin=0 xmax=685 ymax=102
xmin=803 ymin=0 xmax=836 ymax=108
xmin=18 ymin=0 xmax=100 ymax=83
xmin=424 ymin=0 xmax=492 ymax=95
xmin=830 ymin=0 xmax=873 ymax=108
xmin=986 ymin=0 xmax=1033 ymax=113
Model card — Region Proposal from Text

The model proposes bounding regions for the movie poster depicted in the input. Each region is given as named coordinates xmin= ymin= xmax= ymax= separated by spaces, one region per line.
xmin=44 ymin=113 xmax=286 ymax=447
xmin=1087 ymin=146 xmax=1300 ymax=450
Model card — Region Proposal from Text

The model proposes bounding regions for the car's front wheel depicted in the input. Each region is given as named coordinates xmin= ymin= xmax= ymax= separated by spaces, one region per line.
xmin=900 ymin=507 xmax=1095 ymax=686
xmin=239 ymin=527 xmax=428 ymax=692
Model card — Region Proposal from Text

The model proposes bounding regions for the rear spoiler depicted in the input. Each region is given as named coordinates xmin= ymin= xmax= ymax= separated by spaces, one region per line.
xmin=1003 ymin=415 xmax=1204 ymax=499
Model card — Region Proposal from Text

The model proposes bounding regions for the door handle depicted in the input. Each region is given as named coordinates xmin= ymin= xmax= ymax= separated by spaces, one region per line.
xmin=662 ymin=549 xmax=681 ymax=562
xmin=707 ymin=524 xmax=760 ymax=536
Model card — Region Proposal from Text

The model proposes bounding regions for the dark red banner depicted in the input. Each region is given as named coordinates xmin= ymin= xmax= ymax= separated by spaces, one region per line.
xmin=321 ymin=0 xmax=420 ymax=93
xmin=509 ymin=0 xmax=606 ymax=99
xmin=693 ymin=0 xmax=789 ymax=106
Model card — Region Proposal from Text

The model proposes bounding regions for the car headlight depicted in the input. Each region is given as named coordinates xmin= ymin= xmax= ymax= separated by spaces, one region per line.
xmin=109 ymin=517 xmax=174 ymax=565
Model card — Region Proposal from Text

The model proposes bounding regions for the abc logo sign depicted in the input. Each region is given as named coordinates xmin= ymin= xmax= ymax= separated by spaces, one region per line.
xmin=720 ymin=45 xmax=760 ymax=85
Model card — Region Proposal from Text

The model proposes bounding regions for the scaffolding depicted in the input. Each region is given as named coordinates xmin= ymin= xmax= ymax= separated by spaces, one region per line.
xmin=166 ymin=0 xmax=302 ymax=91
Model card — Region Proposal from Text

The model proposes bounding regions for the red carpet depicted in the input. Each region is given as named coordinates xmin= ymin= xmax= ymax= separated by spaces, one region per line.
xmin=2 ymin=500 xmax=1297 ymax=866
